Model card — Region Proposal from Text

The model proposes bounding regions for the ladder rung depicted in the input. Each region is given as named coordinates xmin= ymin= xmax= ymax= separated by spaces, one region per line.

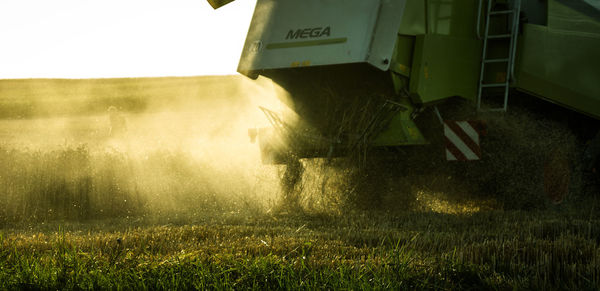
xmin=487 ymin=34 xmax=512 ymax=39
xmin=490 ymin=10 xmax=514 ymax=15
xmin=484 ymin=58 xmax=509 ymax=63
xmin=481 ymin=83 xmax=508 ymax=88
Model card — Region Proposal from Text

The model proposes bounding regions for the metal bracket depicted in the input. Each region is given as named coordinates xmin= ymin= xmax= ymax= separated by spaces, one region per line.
xmin=433 ymin=106 xmax=444 ymax=125
xmin=476 ymin=0 xmax=484 ymax=39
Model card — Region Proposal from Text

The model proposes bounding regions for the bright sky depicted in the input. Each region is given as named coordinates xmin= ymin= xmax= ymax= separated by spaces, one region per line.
xmin=0 ymin=0 xmax=256 ymax=79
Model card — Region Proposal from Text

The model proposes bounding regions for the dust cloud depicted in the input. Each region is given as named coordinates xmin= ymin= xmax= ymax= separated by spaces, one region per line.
xmin=0 ymin=76 xmax=288 ymax=223
xmin=0 ymin=77 xmax=591 ymax=224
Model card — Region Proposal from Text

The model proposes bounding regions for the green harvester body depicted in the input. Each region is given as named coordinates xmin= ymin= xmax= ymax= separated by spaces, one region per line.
xmin=211 ymin=0 xmax=600 ymax=162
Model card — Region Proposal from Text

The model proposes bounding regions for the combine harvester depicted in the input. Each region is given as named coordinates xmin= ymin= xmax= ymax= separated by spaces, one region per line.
xmin=208 ymin=0 xmax=600 ymax=203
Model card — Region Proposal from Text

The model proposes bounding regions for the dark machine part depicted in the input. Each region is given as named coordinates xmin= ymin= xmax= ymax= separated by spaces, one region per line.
xmin=261 ymin=64 xmax=399 ymax=138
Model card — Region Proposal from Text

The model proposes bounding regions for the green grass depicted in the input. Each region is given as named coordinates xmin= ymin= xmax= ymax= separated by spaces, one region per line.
xmin=1 ymin=209 xmax=599 ymax=290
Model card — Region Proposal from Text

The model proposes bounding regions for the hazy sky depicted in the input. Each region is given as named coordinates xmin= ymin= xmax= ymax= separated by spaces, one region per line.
xmin=0 ymin=0 xmax=256 ymax=78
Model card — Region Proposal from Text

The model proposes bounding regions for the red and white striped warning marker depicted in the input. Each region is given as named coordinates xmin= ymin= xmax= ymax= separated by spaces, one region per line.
xmin=444 ymin=121 xmax=482 ymax=161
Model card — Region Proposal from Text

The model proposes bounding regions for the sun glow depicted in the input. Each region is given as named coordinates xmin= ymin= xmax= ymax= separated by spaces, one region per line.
xmin=0 ymin=0 xmax=257 ymax=79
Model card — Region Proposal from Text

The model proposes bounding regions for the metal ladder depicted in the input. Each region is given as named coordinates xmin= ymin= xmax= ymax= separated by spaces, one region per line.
xmin=476 ymin=0 xmax=521 ymax=112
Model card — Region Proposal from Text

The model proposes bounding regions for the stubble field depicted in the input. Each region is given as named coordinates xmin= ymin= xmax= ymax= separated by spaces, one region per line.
xmin=0 ymin=76 xmax=598 ymax=290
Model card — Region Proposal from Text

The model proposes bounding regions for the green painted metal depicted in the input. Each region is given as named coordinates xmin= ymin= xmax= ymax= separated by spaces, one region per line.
xmin=396 ymin=0 xmax=600 ymax=119
xmin=408 ymin=34 xmax=481 ymax=105
xmin=549 ymin=0 xmax=600 ymax=33
xmin=389 ymin=35 xmax=414 ymax=95
xmin=398 ymin=0 xmax=480 ymax=37
xmin=514 ymin=23 xmax=600 ymax=119
xmin=397 ymin=0 xmax=426 ymax=36
xmin=391 ymin=0 xmax=482 ymax=104
xmin=372 ymin=105 xmax=427 ymax=146
xmin=390 ymin=35 xmax=414 ymax=78
xmin=206 ymin=0 xmax=235 ymax=9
